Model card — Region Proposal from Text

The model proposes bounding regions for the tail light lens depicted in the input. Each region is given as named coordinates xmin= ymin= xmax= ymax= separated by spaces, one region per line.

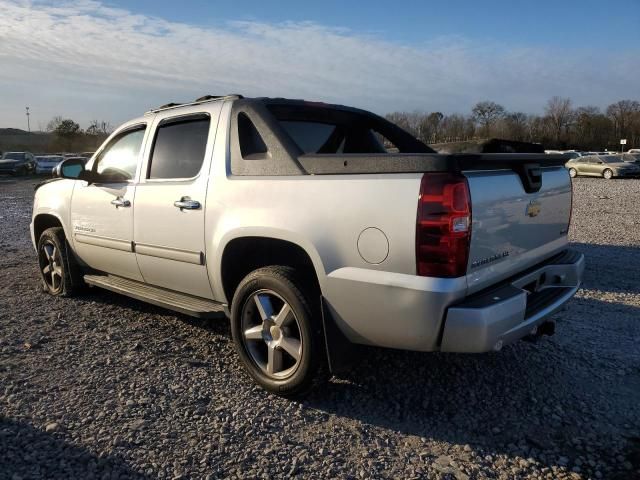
xmin=416 ymin=173 xmax=472 ymax=278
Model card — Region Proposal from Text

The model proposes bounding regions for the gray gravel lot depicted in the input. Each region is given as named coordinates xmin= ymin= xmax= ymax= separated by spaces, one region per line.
xmin=1 ymin=175 xmax=639 ymax=479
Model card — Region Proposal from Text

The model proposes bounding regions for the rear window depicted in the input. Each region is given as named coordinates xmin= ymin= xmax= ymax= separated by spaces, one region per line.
xmin=148 ymin=116 xmax=210 ymax=179
xmin=266 ymin=104 xmax=433 ymax=155
xmin=3 ymin=152 xmax=25 ymax=160
xmin=279 ymin=121 xmax=341 ymax=154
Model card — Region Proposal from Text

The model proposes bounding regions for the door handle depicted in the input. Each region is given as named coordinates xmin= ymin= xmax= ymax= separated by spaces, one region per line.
xmin=174 ymin=197 xmax=201 ymax=210
xmin=110 ymin=198 xmax=131 ymax=208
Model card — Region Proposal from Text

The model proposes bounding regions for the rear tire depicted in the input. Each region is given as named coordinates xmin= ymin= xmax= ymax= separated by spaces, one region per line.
xmin=603 ymin=169 xmax=613 ymax=180
xmin=230 ymin=266 xmax=326 ymax=397
xmin=568 ymin=168 xmax=577 ymax=178
xmin=37 ymin=227 xmax=84 ymax=297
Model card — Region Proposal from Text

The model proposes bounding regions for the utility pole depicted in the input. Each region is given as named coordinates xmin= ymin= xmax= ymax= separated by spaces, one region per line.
xmin=25 ymin=107 xmax=30 ymax=133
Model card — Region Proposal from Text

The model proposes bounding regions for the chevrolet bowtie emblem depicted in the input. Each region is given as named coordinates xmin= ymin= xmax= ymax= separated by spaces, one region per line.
xmin=526 ymin=200 xmax=541 ymax=217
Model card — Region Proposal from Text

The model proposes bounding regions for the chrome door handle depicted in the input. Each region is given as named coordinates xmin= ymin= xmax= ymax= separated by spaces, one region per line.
xmin=174 ymin=197 xmax=201 ymax=210
xmin=110 ymin=198 xmax=131 ymax=208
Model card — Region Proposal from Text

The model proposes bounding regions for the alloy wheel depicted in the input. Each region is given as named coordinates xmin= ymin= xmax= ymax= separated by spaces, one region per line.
xmin=240 ymin=289 xmax=303 ymax=379
xmin=39 ymin=240 xmax=63 ymax=291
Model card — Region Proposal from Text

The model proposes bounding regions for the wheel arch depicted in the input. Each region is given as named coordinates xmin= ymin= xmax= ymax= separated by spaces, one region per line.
xmin=217 ymin=232 xmax=326 ymax=306
xmin=33 ymin=213 xmax=67 ymax=244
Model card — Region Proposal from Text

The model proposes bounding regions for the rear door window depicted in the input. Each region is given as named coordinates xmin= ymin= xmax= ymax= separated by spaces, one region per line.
xmin=148 ymin=116 xmax=210 ymax=179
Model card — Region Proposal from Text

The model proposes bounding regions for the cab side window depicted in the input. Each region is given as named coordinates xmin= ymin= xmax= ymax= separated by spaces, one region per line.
xmin=148 ymin=116 xmax=210 ymax=179
xmin=95 ymin=127 xmax=146 ymax=182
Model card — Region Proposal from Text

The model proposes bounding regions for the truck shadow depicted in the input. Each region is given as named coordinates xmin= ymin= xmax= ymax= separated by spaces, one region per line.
xmin=0 ymin=416 xmax=149 ymax=479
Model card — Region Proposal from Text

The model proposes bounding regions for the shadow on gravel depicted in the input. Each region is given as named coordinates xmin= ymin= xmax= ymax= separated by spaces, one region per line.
xmin=0 ymin=416 xmax=148 ymax=479
xmin=79 ymin=287 xmax=232 ymax=336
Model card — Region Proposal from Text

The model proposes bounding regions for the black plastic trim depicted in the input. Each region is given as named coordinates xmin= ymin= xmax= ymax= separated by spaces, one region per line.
xmin=228 ymin=98 xmax=568 ymax=178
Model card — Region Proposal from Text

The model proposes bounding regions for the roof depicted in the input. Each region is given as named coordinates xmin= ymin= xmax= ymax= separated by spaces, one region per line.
xmin=145 ymin=94 xmax=243 ymax=115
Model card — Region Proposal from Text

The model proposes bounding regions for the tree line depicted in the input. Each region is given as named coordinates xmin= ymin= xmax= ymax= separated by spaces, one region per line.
xmin=45 ymin=116 xmax=113 ymax=152
xmin=385 ymin=98 xmax=640 ymax=151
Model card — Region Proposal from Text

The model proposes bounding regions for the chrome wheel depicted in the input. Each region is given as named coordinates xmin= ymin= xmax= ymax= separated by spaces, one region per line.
xmin=569 ymin=168 xmax=577 ymax=178
xmin=240 ymin=289 xmax=303 ymax=379
xmin=39 ymin=240 xmax=63 ymax=292
xmin=603 ymin=169 xmax=613 ymax=180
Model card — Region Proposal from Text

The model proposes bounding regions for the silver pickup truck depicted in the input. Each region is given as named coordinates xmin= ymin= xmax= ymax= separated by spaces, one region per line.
xmin=31 ymin=95 xmax=584 ymax=395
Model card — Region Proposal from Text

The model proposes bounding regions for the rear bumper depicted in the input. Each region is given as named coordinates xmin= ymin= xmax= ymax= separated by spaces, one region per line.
xmin=440 ymin=249 xmax=584 ymax=352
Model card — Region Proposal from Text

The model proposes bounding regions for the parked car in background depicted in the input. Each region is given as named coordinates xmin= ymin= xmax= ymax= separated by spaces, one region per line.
xmin=65 ymin=156 xmax=90 ymax=165
xmin=621 ymin=153 xmax=640 ymax=163
xmin=0 ymin=151 xmax=36 ymax=175
xmin=566 ymin=154 xmax=640 ymax=179
xmin=627 ymin=149 xmax=640 ymax=154
xmin=35 ymin=155 xmax=64 ymax=175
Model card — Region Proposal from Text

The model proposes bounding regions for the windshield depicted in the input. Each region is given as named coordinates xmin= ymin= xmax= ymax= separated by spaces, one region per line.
xmin=2 ymin=152 xmax=25 ymax=160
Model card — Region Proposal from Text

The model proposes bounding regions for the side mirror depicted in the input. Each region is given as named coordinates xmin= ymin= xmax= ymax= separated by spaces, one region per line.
xmin=54 ymin=158 xmax=86 ymax=180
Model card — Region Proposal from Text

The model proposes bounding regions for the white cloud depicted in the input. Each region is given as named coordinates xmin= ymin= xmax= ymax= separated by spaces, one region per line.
xmin=0 ymin=0 xmax=638 ymax=129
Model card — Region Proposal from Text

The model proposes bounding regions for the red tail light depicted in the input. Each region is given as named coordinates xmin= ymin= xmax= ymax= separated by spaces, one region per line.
xmin=416 ymin=173 xmax=471 ymax=278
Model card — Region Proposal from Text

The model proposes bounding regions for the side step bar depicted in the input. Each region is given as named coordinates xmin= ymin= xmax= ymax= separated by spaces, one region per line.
xmin=84 ymin=274 xmax=226 ymax=319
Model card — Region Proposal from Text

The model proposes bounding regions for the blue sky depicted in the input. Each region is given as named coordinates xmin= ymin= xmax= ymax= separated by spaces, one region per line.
xmin=108 ymin=0 xmax=640 ymax=50
xmin=0 ymin=0 xmax=638 ymax=129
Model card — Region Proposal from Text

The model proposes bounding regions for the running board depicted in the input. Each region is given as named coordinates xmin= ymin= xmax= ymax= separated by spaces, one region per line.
xmin=83 ymin=274 xmax=226 ymax=319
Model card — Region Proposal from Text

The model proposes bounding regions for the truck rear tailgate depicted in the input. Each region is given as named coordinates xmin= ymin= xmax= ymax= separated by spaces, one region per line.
xmin=464 ymin=166 xmax=571 ymax=294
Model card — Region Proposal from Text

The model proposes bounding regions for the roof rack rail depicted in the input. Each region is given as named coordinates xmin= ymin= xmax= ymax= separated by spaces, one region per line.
xmin=145 ymin=94 xmax=244 ymax=115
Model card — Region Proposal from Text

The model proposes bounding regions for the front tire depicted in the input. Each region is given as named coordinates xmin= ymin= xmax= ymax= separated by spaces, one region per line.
xmin=37 ymin=227 xmax=84 ymax=296
xmin=603 ymin=169 xmax=613 ymax=180
xmin=230 ymin=266 xmax=325 ymax=396
xmin=568 ymin=168 xmax=577 ymax=178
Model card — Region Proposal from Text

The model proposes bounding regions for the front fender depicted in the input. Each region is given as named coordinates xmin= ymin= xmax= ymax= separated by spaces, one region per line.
xmin=31 ymin=179 xmax=76 ymax=249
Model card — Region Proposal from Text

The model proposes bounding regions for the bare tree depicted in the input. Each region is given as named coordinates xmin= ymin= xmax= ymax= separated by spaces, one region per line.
xmin=501 ymin=112 xmax=529 ymax=142
xmin=606 ymin=100 xmax=640 ymax=143
xmin=419 ymin=112 xmax=444 ymax=143
xmin=46 ymin=116 xmax=64 ymax=132
xmin=86 ymin=120 xmax=113 ymax=136
xmin=472 ymin=101 xmax=505 ymax=137
xmin=573 ymin=106 xmax=613 ymax=151
xmin=545 ymin=96 xmax=574 ymax=145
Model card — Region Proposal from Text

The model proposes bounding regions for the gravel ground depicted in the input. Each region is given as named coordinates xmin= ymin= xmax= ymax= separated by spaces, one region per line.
xmin=1 ymin=175 xmax=639 ymax=480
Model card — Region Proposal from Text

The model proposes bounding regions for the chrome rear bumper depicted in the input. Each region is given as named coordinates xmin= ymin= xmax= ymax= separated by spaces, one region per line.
xmin=440 ymin=249 xmax=585 ymax=353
